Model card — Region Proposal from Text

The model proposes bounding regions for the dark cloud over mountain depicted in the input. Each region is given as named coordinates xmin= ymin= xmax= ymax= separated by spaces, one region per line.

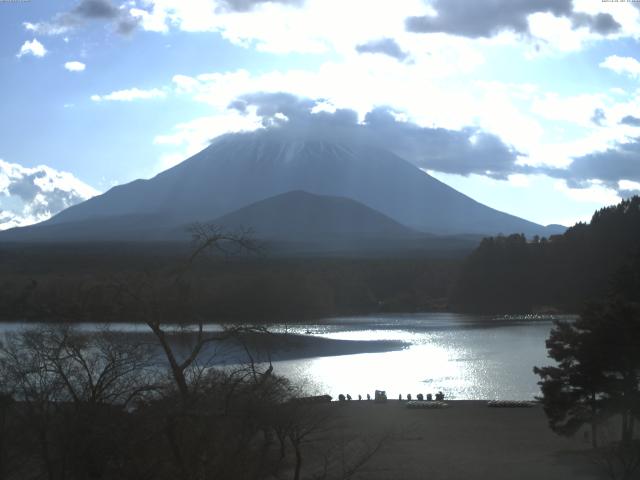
xmin=229 ymin=92 xmax=520 ymax=179
xmin=355 ymin=38 xmax=409 ymax=61
xmin=405 ymin=0 xmax=620 ymax=38
xmin=229 ymin=92 xmax=640 ymax=194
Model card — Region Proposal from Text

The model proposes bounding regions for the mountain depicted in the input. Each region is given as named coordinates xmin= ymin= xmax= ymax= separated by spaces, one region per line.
xmin=0 ymin=129 xmax=564 ymax=243
xmin=211 ymin=190 xmax=418 ymax=241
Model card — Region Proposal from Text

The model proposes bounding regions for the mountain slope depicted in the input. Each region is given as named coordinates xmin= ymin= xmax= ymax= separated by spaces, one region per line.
xmin=2 ymin=129 xmax=563 ymax=241
xmin=211 ymin=190 xmax=418 ymax=241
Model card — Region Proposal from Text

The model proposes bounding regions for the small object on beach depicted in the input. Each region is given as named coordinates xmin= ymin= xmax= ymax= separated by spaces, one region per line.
xmin=427 ymin=393 xmax=433 ymax=401
xmin=399 ymin=394 xmax=402 ymax=401
xmin=292 ymin=394 xmax=332 ymax=404
xmin=487 ymin=400 xmax=536 ymax=408
xmin=375 ymin=390 xmax=387 ymax=403
xmin=435 ymin=391 xmax=445 ymax=401
xmin=417 ymin=393 xmax=424 ymax=401
xmin=407 ymin=394 xmax=412 ymax=401
xmin=347 ymin=394 xmax=352 ymax=401
xmin=407 ymin=400 xmax=448 ymax=409
xmin=338 ymin=394 xmax=346 ymax=402
xmin=358 ymin=394 xmax=362 ymax=401
xmin=367 ymin=393 xmax=371 ymax=401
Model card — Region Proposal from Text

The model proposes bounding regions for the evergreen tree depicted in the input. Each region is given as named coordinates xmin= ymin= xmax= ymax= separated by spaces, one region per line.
xmin=534 ymin=301 xmax=640 ymax=447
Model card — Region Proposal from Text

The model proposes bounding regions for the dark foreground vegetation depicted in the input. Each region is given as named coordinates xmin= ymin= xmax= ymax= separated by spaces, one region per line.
xmin=0 ymin=324 xmax=390 ymax=480
xmin=0 ymin=227 xmax=389 ymax=480
xmin=453 ymin=196 xmax=640 ymax=313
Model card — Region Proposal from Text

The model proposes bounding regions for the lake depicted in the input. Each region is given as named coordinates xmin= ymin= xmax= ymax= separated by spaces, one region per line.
xmin=266 ymin=313 xmax=564 ymax=401
xmin=0 ymin=313 xmax=567 ymax=401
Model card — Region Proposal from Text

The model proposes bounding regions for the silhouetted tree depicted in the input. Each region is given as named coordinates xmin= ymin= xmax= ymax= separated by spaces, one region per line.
xmin=535 ymin=301 xmax=640 ymax=449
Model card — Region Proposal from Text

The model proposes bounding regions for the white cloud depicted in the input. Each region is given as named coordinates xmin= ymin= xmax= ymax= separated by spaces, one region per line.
xmin=16 ymin=39 xmax=47 ymax=58
xmin=0 ymin=159 xmax=99 ymax=230
xmin=24 ymin=21 xmax=70 ymax=36
xmin=64 ymin=61 xmax=86 ymax=72
xmin=132 ymin=0 xmax=640 ymax=56
xmin=134 ymin=0 xmax=426 ymax=54
xmin=91 ymin=87 xmax=167 ymax=102
xmin=152 ymin=110 xmax=263 ymax=173
xmin=619 ymin=179 xmax=640 ymax=191
xmin=531 ymin=92 xmax=609 ymax=127
xmin=553 ymin=179 xmax=621 ymax=205
xmin=599 ymin=55 xmax=640 ymax=78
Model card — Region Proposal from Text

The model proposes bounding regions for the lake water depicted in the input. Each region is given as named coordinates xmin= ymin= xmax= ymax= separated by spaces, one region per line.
xmin=266 ymin=313 xmax=564 ymax=401
xmin=0 ymin=313 xmax=566 ymax=401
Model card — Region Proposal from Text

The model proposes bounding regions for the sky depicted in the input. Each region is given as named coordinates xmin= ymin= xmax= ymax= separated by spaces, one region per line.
xmin=2 ymin=0 xmax=640 ymax=229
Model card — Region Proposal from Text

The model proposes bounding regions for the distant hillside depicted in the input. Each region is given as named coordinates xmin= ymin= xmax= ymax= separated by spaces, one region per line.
xmin=451 ymin=196 xmax=640 ymax=313
xmin=211 ymin=190 xmax=418 ymax=241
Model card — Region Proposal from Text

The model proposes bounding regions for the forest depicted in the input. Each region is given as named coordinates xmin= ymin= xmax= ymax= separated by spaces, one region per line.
xmin=0 ymin=242 xmax=461 ymax=323
xmin=1 ymin=196 xmax=638 ymax=323
xmin=452 ymin=196 xmax=640 ymax=313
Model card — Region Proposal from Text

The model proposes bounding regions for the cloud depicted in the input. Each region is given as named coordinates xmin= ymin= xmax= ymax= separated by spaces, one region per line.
xmin=536 ymin=138 xmax=640 ymax=193
xmin=73 ymin=0 xmax=119 ymax=18
xmin=131 ymin=0 xmax=422 ymax=54
xmin=221 ymin=91 xmax=640 ymax=194
xmin=618 ymin=179 xmax=640 ymax=198
xmin=0 ymin=159 xmax=99 ymax=230
xmin=91 ymin=88 xmax=167 ymax=102
xmin=621 ymin=115 xmax=640 ymax=127
xmin=217 ymin=0 xmax=305 ymax=13
xmin=599 ymin=55 xmax=640 ymax=78
xmin=16 ymin=39 xmax=47 ymax=58
xmin=64 ymin=61 xmax=86 ymax=72
xmin=227 ymin=92 xmax=521 ymax=179
xmin=571 ymin=12 xmax=621 ymax=35
xmin=355 ymin=38 xmax=409 ymax=61
xmin=405 ymin=0 xmax=620 ymax=38
xmin=591 ymin=108 xmax=606 ymax=126
xmin=24 ymin=0 xmax=140 ymax=36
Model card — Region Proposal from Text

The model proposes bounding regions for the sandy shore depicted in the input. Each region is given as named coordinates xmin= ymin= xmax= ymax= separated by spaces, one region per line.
xmin=296 ymin=400 xmax=599 ymax=480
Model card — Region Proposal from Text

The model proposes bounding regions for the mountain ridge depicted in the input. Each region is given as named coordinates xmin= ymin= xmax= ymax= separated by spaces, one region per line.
xmin=0 ymin=130 xmax=565 ymax=244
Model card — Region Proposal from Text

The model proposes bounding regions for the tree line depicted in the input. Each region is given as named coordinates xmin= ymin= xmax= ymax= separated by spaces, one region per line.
xmin=452 ymin=196 xmax=640 ymax=313
xmin=0 ymin=247 xmax=460 ymax=324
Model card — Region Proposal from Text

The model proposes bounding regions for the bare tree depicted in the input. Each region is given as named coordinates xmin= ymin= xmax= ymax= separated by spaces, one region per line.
xmin=0 ymin=325 xmax=159 ymax=480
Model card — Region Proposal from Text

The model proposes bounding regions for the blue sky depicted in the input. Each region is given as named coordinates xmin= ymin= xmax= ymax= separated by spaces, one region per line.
xmin=2 ymin=0 xmax=640 ymax=229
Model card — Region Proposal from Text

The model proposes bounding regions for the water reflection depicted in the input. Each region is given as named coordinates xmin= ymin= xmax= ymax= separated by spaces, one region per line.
xmin=0 ymin=313 xmax=563 ymax=400
xmin=270 ymin=313 xmax=562 ymax=400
